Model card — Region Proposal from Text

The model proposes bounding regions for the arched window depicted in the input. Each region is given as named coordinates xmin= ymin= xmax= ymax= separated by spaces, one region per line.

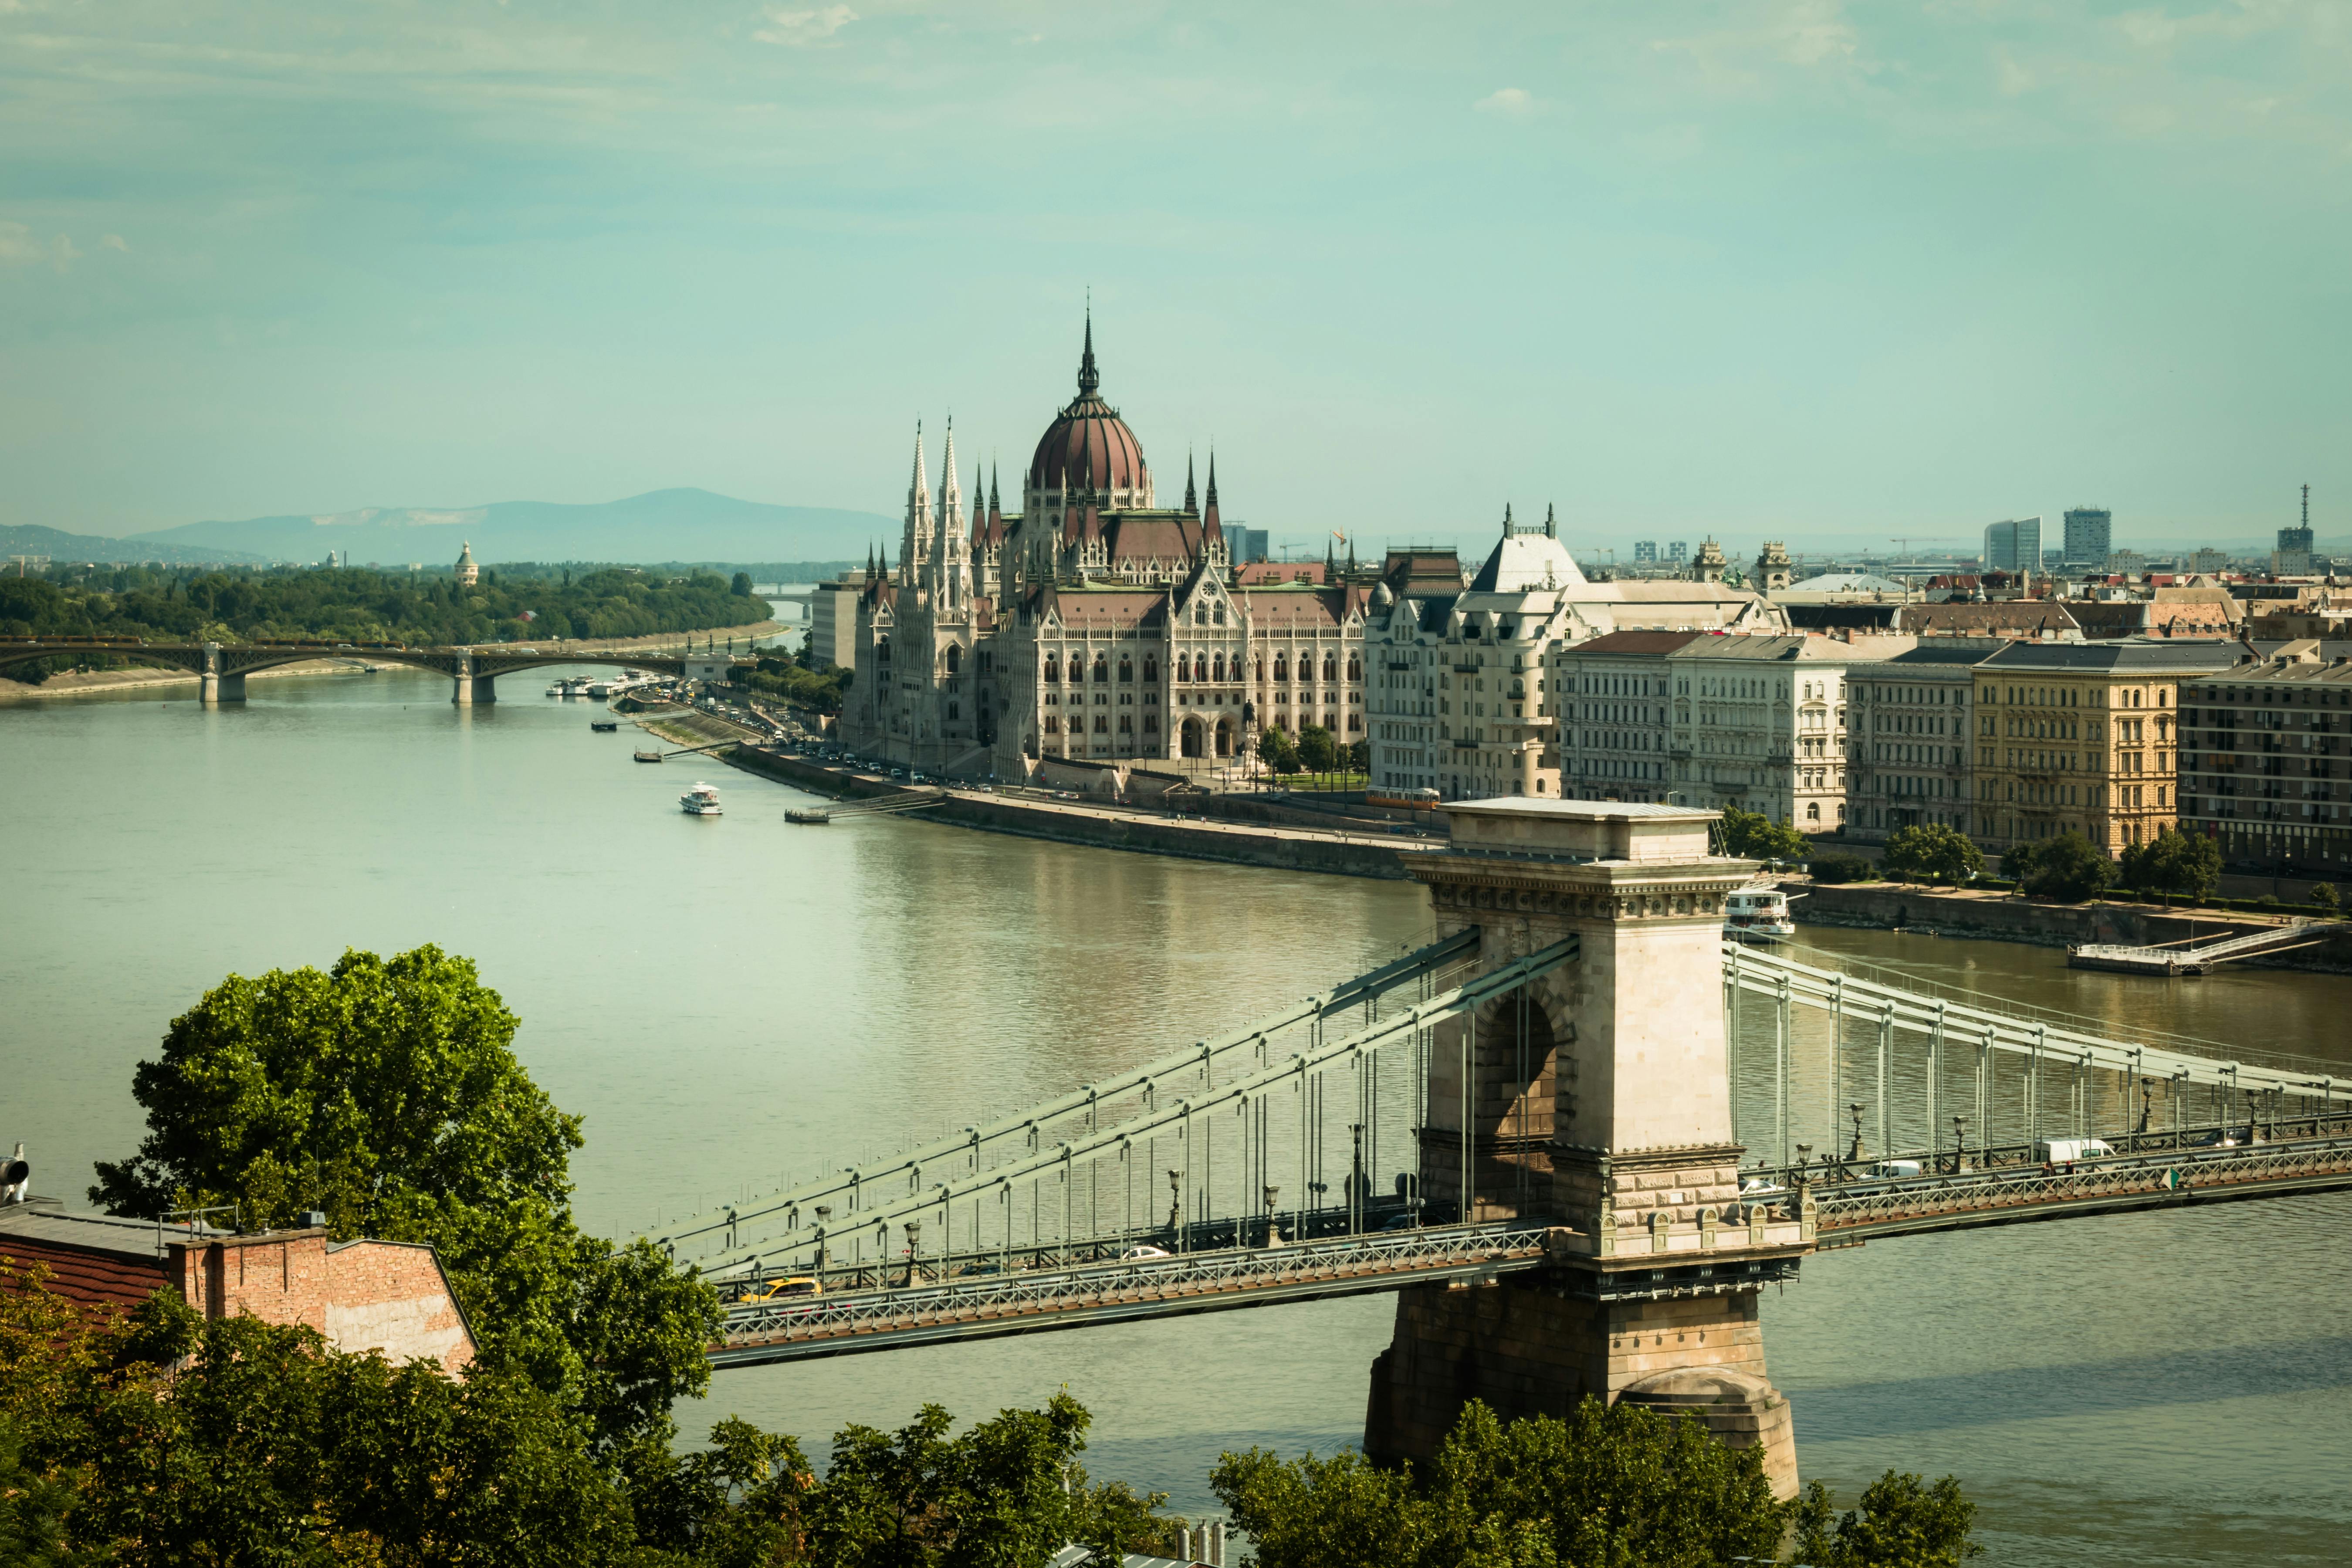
xmin=1806 ymin=802 xmax=1821 ymax=822
xmin=1213 ymin=652 xmax=1226 ymax=682
xmin=1118 ymin=657 xmax=1133 ymax=682
xmin=1045 ymin=715 xmax=1059 ymax=733
xmin=1254 ymin=655 xmax=1264 ymax=680
xmin=1274 ymin=652 xmax=1289 ymax=681
xmin=1143 ymin=656 xmax=1158 ymax=683
xmin=948 ymin=702 xmax=959 ymax=721
xmin=1118 ymin=714 xmax=1133 ymax=733
xmin=1093 ymin=654 xmax=1109 ymax=682
xmin=1044 ymin=655 xmax=1059 ymax=683
xmin=877 ymin=636 xmax=892 ymax=663
xmin=1093 ymin=714 xmax=1108 ymax=733
xmin=944 ymin=646 xmax=961 ymax=676
xmin=1347 ymin=654 xmax=1361 ymax=681
xmin=1323 ymin=653 xmax=1337 ymax=682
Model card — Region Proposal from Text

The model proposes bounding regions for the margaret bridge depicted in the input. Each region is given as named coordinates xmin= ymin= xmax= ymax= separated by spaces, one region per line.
xmin=646 ymin=798 xmax=2352 ymax=1496
xmin=0 ymin=636 xmax=753 ymax=703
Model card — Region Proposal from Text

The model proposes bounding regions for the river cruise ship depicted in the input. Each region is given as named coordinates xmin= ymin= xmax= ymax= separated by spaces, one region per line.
xmin=1723 ymin=885 xmax=1797 ymax=943
xmin=680 ymin=782 xmax=722 ymax=816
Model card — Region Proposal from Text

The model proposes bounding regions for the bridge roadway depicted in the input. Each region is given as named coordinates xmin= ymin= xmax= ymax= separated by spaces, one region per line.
xmin=705 ymin=1130 xmax=2352 ymax=1366
xmin=0 ymin=635 xmax=747 ymax=704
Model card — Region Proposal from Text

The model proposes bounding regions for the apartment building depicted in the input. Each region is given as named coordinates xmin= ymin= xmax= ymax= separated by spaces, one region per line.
xmin=1971 ymin=641 xmax=2236 ymax=853
xmin=1845 ymin=643 xmax=2002 ymax=840
xmin=1658 ymin=634 xmax=1898 ymax=832
xmin=2177 ymin=651 xmax=2352 ymax=877
xmin=1551 ymin=630 xmax=1699 ymax=804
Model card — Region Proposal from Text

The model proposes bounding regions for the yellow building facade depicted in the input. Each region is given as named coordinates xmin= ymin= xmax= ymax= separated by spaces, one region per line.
xmin=1971 ymin=643 xmax=2237 ymax=855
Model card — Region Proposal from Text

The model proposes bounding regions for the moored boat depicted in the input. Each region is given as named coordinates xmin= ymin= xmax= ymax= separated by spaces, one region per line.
xmin=680 ymin=782 xmax=722 ymax=816
xmin=1725 ymin=884 xmax=1798 ymax=943
xmin=590 ymin=718 xmax=619 ymax=732
xmin=785 ymin=808 xmax=831 ymax=824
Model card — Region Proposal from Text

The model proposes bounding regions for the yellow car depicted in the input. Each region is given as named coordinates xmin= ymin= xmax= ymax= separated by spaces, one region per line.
xmin=741 ymin=1276 xmax=823 ymax=1306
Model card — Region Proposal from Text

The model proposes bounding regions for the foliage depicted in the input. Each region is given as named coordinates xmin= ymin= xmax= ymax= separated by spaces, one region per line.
xmin=730 ymin=572 xmax=755 ymax=596
xmin=2117 ymin=828 xmax=2221 ymax=900
xmin=1214 ymin=1397 xmax=1790 ymax=1568
xmin=1259 ymin=725 xmax=1303 ymax=774
xmin=88 ymin=945 xmax=721 ymax=1456
xmin=1716 ymin=805 xmax=1809 ymax=864
xmin=2 ymin=1260 xmax=1179 ymax=1566
xmin=1881 ymin=824 xmax=1985 ymax=884
xmin=0 ymin=563 xmax=764 ymax=658
xmin=736 ymin=653 xmax=849 ymax=713
xmin=1793 ymin=1470 xmax=1983 ymax=1568
xmin=1296 ymin=723 xmax=1340 ymax=774
xmin=2313 ymin=882 xmax=2340 ymax=913
xmin=2001 ymin=832 xmax=2115 ymax=903
xmin=1808 ymin=851 xmax=1877 ymax=884
xmin=1346 ymin=739 xmax=1370 ymax=773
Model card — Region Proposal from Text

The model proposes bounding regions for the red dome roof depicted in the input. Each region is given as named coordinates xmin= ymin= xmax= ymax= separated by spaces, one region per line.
xmin=1028 ymin=319 xmax=1148 ymax=498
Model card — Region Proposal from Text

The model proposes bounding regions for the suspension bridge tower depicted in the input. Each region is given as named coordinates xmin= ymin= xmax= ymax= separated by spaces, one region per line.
xmin=1364 ymin=798 xmax=1813 ymax=1497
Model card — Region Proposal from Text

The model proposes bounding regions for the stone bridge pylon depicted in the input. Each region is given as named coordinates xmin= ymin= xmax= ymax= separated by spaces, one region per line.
xmin=1365 ymin=799 xmax=1811 ymax=1497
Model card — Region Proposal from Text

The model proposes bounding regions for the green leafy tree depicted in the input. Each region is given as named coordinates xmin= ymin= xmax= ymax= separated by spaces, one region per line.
xmin=88 ymin=946 xmax=721 ymax=1455
xmin=730 ymin=571 xmax=755 ymax=596
xmin=1215 ymin=1398 xmax=1789 ymax=1568
xmin=1808 ymin=850 xmax=1876 ymax=884
xmin=2002 ymin=831 xmax=2116 ymax=903
xmin=2312 ymin=882 xmax=2340 ymax=913
xmin=1259 ymin=726 xmax=1302 ymax=775
xmin=1345 ymin=739 xmax=1371 ymax=773
xmin=2117 ymin=827 xmax=2221 ymax=900
xmin=1297 ymin=723 xmax=1340 ymax=774
xmin=1793 ymin=1470 xmax=1983 ymax=1567
xmin=1882 ymin=824 xmax=1985 ymax=884
xmin=808 ymin=1394 xmax=1097 ymax=1566
xmin=1716 ymin=804 xmax=1809 ymax=864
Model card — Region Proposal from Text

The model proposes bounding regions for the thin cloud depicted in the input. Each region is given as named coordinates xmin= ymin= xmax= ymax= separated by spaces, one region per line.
xmin=755 ymin=5 xmax=856 ymax=48
xmin=0 ymin=224 xmax=82 ymax=272
xmin=100 ymin=233 xmax=130 ymax=251
xmin=1475 ymin=87 xmax=1535 ymax=116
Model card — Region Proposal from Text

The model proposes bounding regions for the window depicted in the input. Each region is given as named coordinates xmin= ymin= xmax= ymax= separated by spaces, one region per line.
xmin=1044 ymin=656 xmax=1059 ymax=683
xmin=1143 ymin=656 xmax=1157 ymax=683
xmin=1275 ymin=653 xmax=1289 ymax=681
xmin=1119 ymin=657 xmax=1133 ymax=682
xmin=1094 ymin=715 xmax=1107 ymax=733
xmin=1324 ymin=653 xmax=1338 ymax=682
xmin=1093 ymin=655 xmax=1109 ymax=683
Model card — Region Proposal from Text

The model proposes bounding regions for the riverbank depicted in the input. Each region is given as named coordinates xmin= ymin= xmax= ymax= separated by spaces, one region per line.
xmin=727 ymin=745 xmax=1421 ymax=880
xmin=0 ymin=619 xmax=786 ymax=704
xmin=1787 ymin=880 xmax=2352 ymax=973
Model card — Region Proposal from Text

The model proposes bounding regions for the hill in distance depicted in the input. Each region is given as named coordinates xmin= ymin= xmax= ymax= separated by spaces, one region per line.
xmin=2 ymin=522 xmax=270 ymax=567
xmin=132 ymin=488 xmax=897 ymax=569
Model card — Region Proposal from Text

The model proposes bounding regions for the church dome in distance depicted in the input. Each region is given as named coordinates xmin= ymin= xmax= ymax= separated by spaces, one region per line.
xmin=1028 ymin=315 xmax=1149 ymax=501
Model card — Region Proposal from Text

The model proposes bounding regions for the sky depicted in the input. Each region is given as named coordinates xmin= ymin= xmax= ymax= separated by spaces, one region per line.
xmin=3 ymin=0 xmax=2348 ymax=560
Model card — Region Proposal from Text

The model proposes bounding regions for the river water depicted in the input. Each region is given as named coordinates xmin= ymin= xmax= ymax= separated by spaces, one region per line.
xmin=4 ymin=659 xmax=2349 ymax=1565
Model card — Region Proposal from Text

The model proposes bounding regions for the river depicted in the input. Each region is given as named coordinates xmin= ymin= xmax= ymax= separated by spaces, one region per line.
xmin=4 ymin=656 xmax=2348 ymax=1565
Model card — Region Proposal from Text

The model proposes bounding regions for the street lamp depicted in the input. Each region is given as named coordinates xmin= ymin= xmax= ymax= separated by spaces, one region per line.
xmin=1262 ymin=1184 xmax=1281 ymax=1246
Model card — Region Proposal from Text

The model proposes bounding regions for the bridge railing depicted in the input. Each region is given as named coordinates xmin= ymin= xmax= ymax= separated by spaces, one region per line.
xmin=1809 ymin=1129 xmax=2352 ymax=1236
xmin=717 ymin=1221 xmax=1555 ymax=1350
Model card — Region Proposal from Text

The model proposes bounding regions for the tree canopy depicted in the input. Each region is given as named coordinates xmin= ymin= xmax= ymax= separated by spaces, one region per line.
xmin=2001 ymin=831 xmax=2117 ymax=903
xmin=89 ymin=945 xmax=718 ymax=1456
xmin=1716 ymin=805 xmax=1810 ymax=864
xmin=1882 ymin=824 xmax=1986 ymax=884
xmin=2117 ymin=827 xmax=2221 ymax=899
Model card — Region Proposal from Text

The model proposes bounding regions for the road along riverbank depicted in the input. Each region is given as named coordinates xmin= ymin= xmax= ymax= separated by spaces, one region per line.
xmin=727 ymin=745 xmax=1419 ymax=880
xmin=1786 ymin=880 xmax=2352 ymax=974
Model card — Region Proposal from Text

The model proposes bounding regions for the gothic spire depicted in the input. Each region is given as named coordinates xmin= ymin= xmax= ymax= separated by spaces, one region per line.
xmin=1077 ymin=306 xmax=1100 ymax=396
xmin=938 ymin=417 xmax=960 ymax=522
xmin=1205 ymin=450 xmax=1219 ymax=507
xmin=989 ymin=462 xmax=1000 ymax=516
xmin=1184 ymin=450 xmax=1198 ymax=514
xmin=1503 ymin=502 xmax=1514 ymax=538
xmin=1544 ymin=502 xmax=1557 ymax=540
xmin=907 ymin=421 xmax=927 ymax=508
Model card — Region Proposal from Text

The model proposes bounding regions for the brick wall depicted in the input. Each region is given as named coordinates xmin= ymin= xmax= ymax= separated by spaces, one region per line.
xmin=171 ymin=1230 xmax=474 ymax=1376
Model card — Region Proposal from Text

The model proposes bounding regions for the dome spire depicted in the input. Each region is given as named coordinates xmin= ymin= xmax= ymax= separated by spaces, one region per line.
xmin=1077 ymin=302 xmax=1100 ymax=396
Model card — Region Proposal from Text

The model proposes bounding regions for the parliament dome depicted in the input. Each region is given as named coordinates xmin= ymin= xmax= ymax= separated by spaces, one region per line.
xmin=1027 ymin=317 xmax=1151 ymax=503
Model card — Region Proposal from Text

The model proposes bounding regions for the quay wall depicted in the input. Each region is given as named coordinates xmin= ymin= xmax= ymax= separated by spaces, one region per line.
xmin=1788 ymin=882 xmax=2352 ymax=974
xmin=724 ymin=746 xmax=1412 ymax=880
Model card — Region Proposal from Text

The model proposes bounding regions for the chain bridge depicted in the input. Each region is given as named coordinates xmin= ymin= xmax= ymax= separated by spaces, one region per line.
xmin=658 ymin=799 xmax=2351 ymax=1499
xmin=0 ymin=635 xmax=734 ymax=703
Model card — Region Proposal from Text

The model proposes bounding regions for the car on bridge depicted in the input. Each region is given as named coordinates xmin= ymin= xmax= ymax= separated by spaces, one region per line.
xmin=737 ymin=1276 xmax=823 ymax=1310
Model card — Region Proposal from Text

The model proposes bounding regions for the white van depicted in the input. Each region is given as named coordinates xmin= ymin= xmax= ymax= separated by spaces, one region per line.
xmin=1865 ymin=1159 xmax=1924 ymax=1179
xmin=2034 ymin=1138 xmax=2116 ymax=1165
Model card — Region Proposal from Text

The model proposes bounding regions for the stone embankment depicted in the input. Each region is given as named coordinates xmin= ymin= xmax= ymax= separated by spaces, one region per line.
xmin=727 ymin=747 xmax=1421 ymax=880
xmin=1787 ymin=881 xmax=2352 ymax=974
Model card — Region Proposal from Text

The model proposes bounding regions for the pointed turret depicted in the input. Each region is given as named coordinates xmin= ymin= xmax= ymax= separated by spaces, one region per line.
xmin=1502 ymin=503 xmax=1515 ymax=538
xmin=1203 ymin=450 xmax=1222 ymax=536
xmin=1184 ymin=450 xmax=1198 ymax=514
xmin=1077 ymin=306 xmax=1100 ymax=395
xmin=989 ymin=463 xmax=1001 ymax=522
xmin=938 ymin=417 xmax=961 ymax=526
xmin=1544 ymin=503 xmax=1557 ymax=540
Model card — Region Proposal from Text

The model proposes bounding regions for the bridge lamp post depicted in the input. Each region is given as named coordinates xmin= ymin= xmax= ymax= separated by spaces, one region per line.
xmin=813 ymin=1206 xmax=832 ymax=1280
xmin=1262 ymin=1185 xmax=1280 ymax=1247
xmin=1350 ymin=1123 xmax=1366 ymax=1235
xmin=1951 ymin=1116 xmax=1968 ymax=1174
xmin=1847 ymin=1103 xmax=1865 ymax=1166
xmin=1168 ymin=1169 xmax=1183 ymax=1250
xmin=904 ymin=1218 xmax=921 ymax=1288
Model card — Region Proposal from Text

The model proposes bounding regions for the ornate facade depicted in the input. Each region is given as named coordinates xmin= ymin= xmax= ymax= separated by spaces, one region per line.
xmin=839 ymin=320 xmax=1370 ymax=777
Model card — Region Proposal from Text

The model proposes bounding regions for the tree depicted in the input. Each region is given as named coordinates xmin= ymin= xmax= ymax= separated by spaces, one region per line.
xmin=2313 ymin=882 xmax=2340 ymax=913
xmin=1793 ymin=1470 xmax=1983 ymax=1567
xmin=1297 ymin=723 xmax=1339 ymax=774
xmin=2117 ymin=827 xmax=2221 ymax=900
xmin=1717 ymin=805 xmax=1809 ymax=864
xmin=1259 ymin=726 xmax=1302 ymax=775
xmin=88 ymin=946 xmax=721 ymax=1456
xmin=2003 ymin=831 xmax=2115 ymax=903
xmin=730 ymin=571 xmax=755 ymax=596
xmin=1215 ymin=1398 xmax=1789 ymax=1568
xmin=1345 ymin=739 xmax=1370 ymax=774
xmin=1882 ymin=824 xmax=1985 ymax=884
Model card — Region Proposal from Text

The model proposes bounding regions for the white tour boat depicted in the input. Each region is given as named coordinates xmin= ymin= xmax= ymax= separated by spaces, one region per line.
xmin=1724 ymin=884 xmax=1798 ymax=943
xmin=680 ymin=782 xmax=723 ymax=816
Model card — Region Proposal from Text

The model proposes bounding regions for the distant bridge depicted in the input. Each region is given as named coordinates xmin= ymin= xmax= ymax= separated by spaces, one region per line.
xmin=0 ymin=636 xmax=755 ymax=704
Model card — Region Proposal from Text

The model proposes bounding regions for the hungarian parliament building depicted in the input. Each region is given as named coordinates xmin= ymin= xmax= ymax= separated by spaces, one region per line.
xmin=838 ymin=318 xmax=1776 ymax=792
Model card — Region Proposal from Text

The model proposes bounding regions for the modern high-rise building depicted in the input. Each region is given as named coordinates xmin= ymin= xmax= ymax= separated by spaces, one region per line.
xmin=1633 ymin=540 xmax=1658 ymax=564
xmin=2061 ymin=508 xmax=2112 ymax=573
xmin=1221 ymin=524 xmax=1269 ymax=564
xmin=1982 ymin=517 xmax=2042 ymax=575
xmin=1668 ymin=542 xmax=1689 ymax=564
xmin=2275 ymin=485 xmax=2315 ymax=574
